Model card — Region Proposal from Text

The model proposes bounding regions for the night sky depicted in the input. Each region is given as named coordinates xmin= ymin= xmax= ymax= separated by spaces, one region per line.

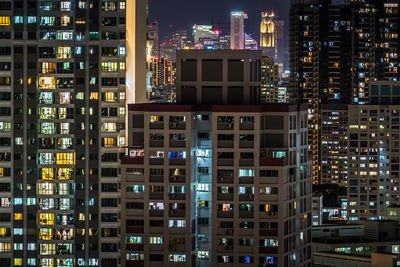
xmin=149 ymin=0 xmax=291 ymax=42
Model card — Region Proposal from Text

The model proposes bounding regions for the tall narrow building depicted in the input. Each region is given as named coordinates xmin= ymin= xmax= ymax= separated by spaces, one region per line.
xmin=230 ymin=12 xmax=247 ymax=50
xmin=120 ymin=50 xmax=312 ymax=267
xmin=0 ymin=0 xmax=144 ymax=266
xmin=260 ymin=11 xmax=285 ymax=65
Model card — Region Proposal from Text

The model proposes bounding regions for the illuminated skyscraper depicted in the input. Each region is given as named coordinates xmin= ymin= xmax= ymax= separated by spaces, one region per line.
xmin=230 ymin=12 xmax=247 ymax=50
xmin=148 ymin=21 xmax=160 ymax=57
xmin=260 ymin=11 xmax=285 ymax=64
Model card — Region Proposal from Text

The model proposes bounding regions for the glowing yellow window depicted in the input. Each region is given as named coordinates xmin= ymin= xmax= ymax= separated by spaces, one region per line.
xmin=0 ymin=228 xmax=7 ymax=237
xmin=57 ymin=47 xmax=72 ymax=59
xmin=0 ymin=16 xmax=10 ymax=26
xmin=39 ymin=243 xmax=56 ymax=256
xmin=101 ymin=62 xmax=118 ymax=72
xmin=103 ymin=138 xmax=116 ymax=147
xmin=41 ymin=62 xmax=56 ymax=74
xmin=0 ymin=168 xmax=3 ymax=177
xmin=38 ymin=77 xmax=56 ymax=89
xmin=57 ymin=168 xmax=72 ymax=180
xmin=37 ymin=182 xmax=54 ymax=195
xmin=14 ymin=213 xmax=23 ymax=220
xmin=60 ymin=16 xmax=71 ymax=26
xmin=0 ymin=242 xmax=11 ymax=252
xmin=39 ymin=213 xmax=55 ymax=225
xmin=39 ymin=228 xmax=54 ymax=240
xmin=56 ymin=153 xmax=76 ymax=165
xmin=105 ymin=92 xmax=117 ymax=102
xmin=14 ymin=258 xmax=22 ymax=266
xmin=90 ymin=92 xmax=99 ymax=100
xmin=42 ymin=168 xmax=54 ymax=180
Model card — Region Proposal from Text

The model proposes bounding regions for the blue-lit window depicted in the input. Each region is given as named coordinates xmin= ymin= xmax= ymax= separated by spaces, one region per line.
xmin=239 ymin=169 xmax=254 ymax=177
xmin=14 ymin=16 xmax=23 ymax=24
xmin=27 ymin=259 xmax=36 ymax=266
xmin=217 ymin=256 xmax=233 ymax=263
xmin=75 ymin=46 xmax=83 ymax=55
xmin=13 ymin=228 xmax=23 ymax=235
xmin=239 ymin=256 xmax=253 ymax=264
xmin=127 ymin=185 xmax=144 ymax=193
xmin=168 ymin=151 xmax=186 ymax=159
xmin=260 ymin=257 xmax=276 ymax=264
xmin=169 ymin=186 xmax=185 ymax=193
xmin=126 ymin=236 xmax=143 ymax=244
xmin=13 ymin=198 xmax=23 ymax=205
xmin=118 ymin=46 xmax=126 ymax=55
xmin=27 ymin=17 xmax=36 ymax=23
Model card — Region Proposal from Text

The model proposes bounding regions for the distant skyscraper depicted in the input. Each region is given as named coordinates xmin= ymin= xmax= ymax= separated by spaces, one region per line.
xmin=193 ymin=25 xmax=215 ymax=43
xmin=148 ymin=21 xmax=160 ymax=57
xmin=261 ymin=57 xmax=280 ymax=103
xmin=244 ymin=34 xmax=258 ymax=50
xmin=230 ymin=12 xmax=247 ymax=50
xmin=169 ymin=29 xmax=189 ymax=50
xmin=260 ymin=12 xmax=285 ymax=64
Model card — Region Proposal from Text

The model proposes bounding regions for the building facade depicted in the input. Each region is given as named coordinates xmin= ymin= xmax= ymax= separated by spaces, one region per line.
xmin=230 ymin=12 xmax=247 ymax=50
xmin=261 ymin=57 xmax=280 ymax=103
xmin=121 ymin=103 xmax=312 ymax=267
xmin=0 ymin=0 xmax=146 ymax=266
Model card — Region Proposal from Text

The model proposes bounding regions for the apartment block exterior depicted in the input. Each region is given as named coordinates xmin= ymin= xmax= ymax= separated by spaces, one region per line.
xmin=121 ymin=103 xmax=312 ymax=267
xmin=0 ymin=0 xmax=149 ymax=266
xmin=261 ymin=56 xmax=280 ymax=103
xmin=290 ymin=0 xmax=400 ymax=184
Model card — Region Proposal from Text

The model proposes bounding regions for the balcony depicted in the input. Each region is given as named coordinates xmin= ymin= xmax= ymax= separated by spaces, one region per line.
xmin=169 ymin=158 xmax=186 ymax=165
xmin=259 ymin=211 xmax=278 ymax=219
xmin=149 ymin=175 xmax=164 ymax=183
xmin=217 ymin=141 xmax=234 ymax=148
xmin=169 ymin=140 xmax=186 ymax=148
xmin=149 ymin=122 xmax=164 ymax=129
xmin=217 ymin=228 xmax=233 ymax=236
xmin=217 ymin=211 xmax=233 ymax=218
xmin=126 ymin=244 xmax=144 ymax=251
xmin=121 ymin=156 xmax=144 ymax=165
xmin=217 ymin=245 xmax=233 ymax=253
xmin=169 ymin=210 xmax=185 ymax=217
xmin=238 ymin=228 xmax=254 ymax=236
xmin=217 ymin=159 xmax=234 ymax=166
xmin=239 ymin=159 xmax=254 ymax=166
xmin=217 ymin=193 xmax=234 ymax=201
xmin=239 ymin=123 xmax=254 ymax=130
xmin=149 ymin=210 xmax=164 ymax=217
xmin=126 ymin=209 xmax=144 ymax=216
xmin=239 ymin=141 xmax=254 ymax=148
xmin=259 ymin=158 xmax=288 ymax=166
xmin=149 ymin=140 xmax=164 ymax=147
xmin=149 ymin=244 xmax=163 ymax=251
xmin=149 ymin=226 xmax=163 ymax=234
xmin=149 ymin=158 xmax=164 ymax=165
xmin=217 ymin=176 xmax=234 ymax=184
xmin=169 ymin=122 xmax=186 ymax=130
xmin=238 ymin=177 xmax=254 ymax=184
xmin=239 ymin=194 xmax=254 ymax=201
xmin=126 ymin=226 xmax=144 ymax=234
xmin=169 ymin=175 xmax=185 ymax=183
xmin=126 ymin=174 xmax=144 ymax=183
xmin=149 ymin=192 xmax=164 ymax=200
xmin=217 ymin=123 xmax=234 ymax=130
xmin=239 ymin=211 xmax=254 ymax=218
xmin=259 ymin=247 xmax=278 ymax=254
xmin=169 ymin=193 xmax=185 ymax=200
xmin=259 ymin=229 xmax=278 ymax=236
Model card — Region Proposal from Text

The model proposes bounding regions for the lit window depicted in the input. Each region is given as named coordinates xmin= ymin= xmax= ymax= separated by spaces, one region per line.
xmin=38 ymin=77 xmax=56 ymax=89
xmin=0 ymin=242 xmax=11 ymax=252
xmin=149 ymin=236 xmax=163 ymax=244
xmin=101 ymin=62 xmax=118 ymax=72
xmin=15 ymin=137 xmax=23 ymax=145
xmin=14 ymin=258 xmax=22 ymax=265
xmin=13 ymin=198 xmax=23 ymax=205
xmin=39 ymin=228 xmax=54 ymax=240
xmin=0 ymin=122 xmax=11 ymax=132
xmin=126 ymin=253 xmax=144 ymax=261
xmin=119 ymin=46 xmax=126 ymax=55
xmin=14 ymin=228 xmax=23 ymax=235
xmin=120 ymin=2 xmax=126 ymax=10
xmin=14 ymin=16 xmax=24 ymax=24
xmin=27 ymin=16 xmax=36 ymax=23
xmin=57 ymin=47 xmax=72 ymax=59
xmin=56 ymin=153 xmax=76 ymax=165
xmin=40 ymin=16 xmax=56 ymax=26
xmin=14 ymin=213 xmax=23 ymax=220
xmin=28 ymin=258 xmax=36 ymax=266
xmin=169 ymin=254 xmax=186 ymax=262
xmin=126 ymin=236 xmax=143 ymax=244
xmin=38 ymin=182 xmax=55 ymax=195
xmin=0 ymin=16 xmax=11 ymax=26
xmin=60 ymin=15 xmax=71 ymax=26
xmin=56 ymin=30 xmax=73 ymax=40
xmin=60 ymin=1 xmax=72 ymax=11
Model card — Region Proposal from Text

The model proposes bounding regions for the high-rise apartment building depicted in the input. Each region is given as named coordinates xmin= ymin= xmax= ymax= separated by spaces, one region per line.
xmin=261 ymin=57 xmax=280 ymax=103
xmin=153 ymin=58 xmax=175 ymax=87
xmin=192 ymin=25 xmax=214 ymax=44
xmin=120 ymin=50 xmax=312 ymax=267
xmin=230 ymin=12 xmax=247 ymax=50
xmin=0 ymin=0 xmax=145 ymax=266
xmin=290 ymin=0 xmax=400 ymax=184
